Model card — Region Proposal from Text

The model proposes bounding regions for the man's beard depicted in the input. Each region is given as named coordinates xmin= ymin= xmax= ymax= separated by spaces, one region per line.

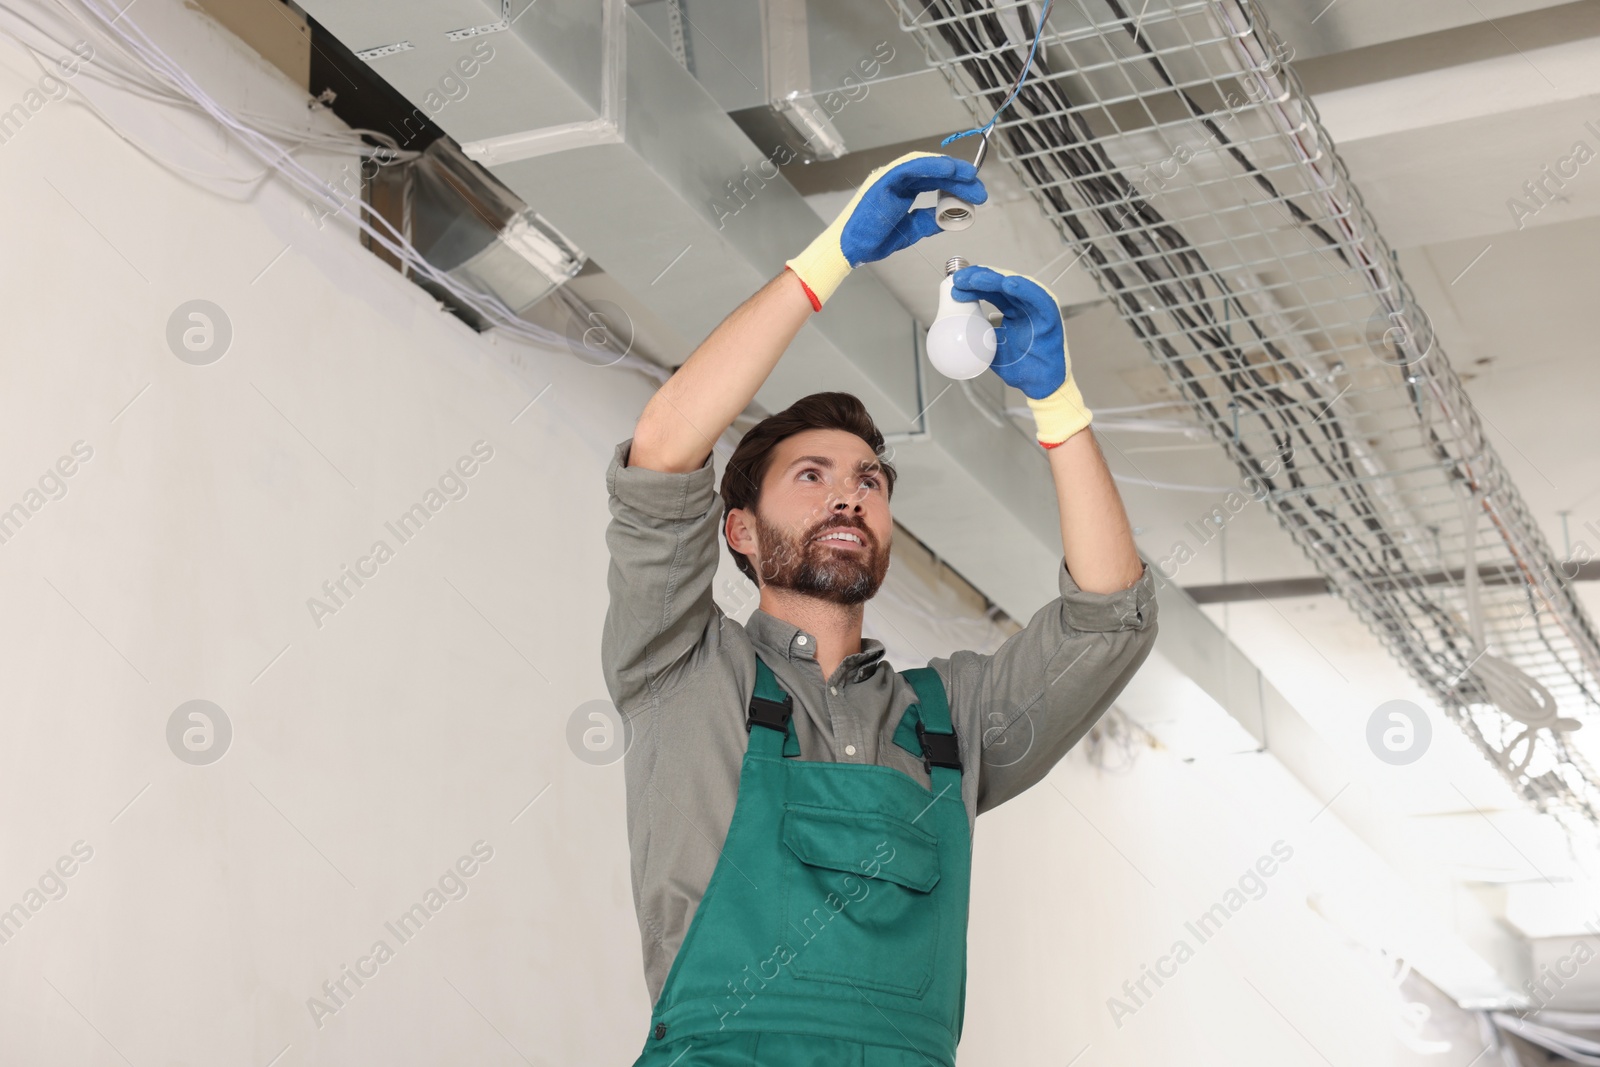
xmin=752 ymin=511 xmax=888 ymax=606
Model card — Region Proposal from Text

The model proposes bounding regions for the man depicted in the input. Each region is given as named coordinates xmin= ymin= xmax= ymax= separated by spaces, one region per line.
xmin=603 ymin=152 xmax=1158 ymax=1065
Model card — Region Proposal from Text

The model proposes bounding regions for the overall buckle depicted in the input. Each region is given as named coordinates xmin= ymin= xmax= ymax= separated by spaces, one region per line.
xmin=747 ymin=692 xmax=793 ymax=735
xmin=916 ymin=719 xmax=962 ymax=774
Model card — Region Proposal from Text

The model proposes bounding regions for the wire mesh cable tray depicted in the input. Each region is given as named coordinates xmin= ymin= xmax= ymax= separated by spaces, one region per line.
xmin=891 ymin=0 xmax=1600 ymax=832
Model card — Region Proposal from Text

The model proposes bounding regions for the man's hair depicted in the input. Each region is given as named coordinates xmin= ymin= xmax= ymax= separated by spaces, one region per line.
xmin=719 ymin=391 xmax=897 ymax=585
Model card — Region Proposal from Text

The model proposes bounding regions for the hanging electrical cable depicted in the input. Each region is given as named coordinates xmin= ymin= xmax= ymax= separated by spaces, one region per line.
xmin=0 ymin=0 xmax=667 ymax=383
xmin=0 ymin=0 xmax=415 ymax=171
xmin=1457 ymin=481 xmax=1584 ymax=778
xmin=931 ymin=0 xmax=1052 ymax=229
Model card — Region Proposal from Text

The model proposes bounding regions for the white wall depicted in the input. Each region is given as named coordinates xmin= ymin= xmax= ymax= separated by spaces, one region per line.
xmin=0 ymin=2 xmax=1494 ymax=1064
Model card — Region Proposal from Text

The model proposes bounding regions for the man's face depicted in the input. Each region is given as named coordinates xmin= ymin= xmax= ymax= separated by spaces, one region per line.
xmin=731 ymin=429 xmax=892 ymax=605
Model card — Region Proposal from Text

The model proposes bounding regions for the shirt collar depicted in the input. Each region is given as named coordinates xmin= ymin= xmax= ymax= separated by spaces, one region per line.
xmin=746 ymin=608 xmax=887 ymax=679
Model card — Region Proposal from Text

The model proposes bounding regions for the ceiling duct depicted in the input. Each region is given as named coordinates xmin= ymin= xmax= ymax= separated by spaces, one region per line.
xmin=366 ymin=137 xmax=587 ymax=330
xmin=730 ymin=0 xmax=850 ymax=161
xmin=890 ymin=0 xmax=1600 ymax=836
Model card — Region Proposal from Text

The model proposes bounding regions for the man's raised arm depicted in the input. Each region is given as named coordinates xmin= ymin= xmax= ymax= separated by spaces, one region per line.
xmin=627 ymin=151 xmax=988 ymax=475
xmin=603 ymin=153 xmax=989 ymax=706
xmin=628 ymin=271 xmax=813 ymax=475
xmin=931 ymin=264 xmax=1156 ymax=813
xmin=948 ymin=265 xmax=1143 ymax=592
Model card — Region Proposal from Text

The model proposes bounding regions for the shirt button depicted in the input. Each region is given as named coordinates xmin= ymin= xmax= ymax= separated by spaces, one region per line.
xmin=796 ymin=635 xmax=807 ymax=645
xmin=829 ymin=686 xmax=837 ymax=695
xmin=845 ymin=745 xmax=856 ymax=756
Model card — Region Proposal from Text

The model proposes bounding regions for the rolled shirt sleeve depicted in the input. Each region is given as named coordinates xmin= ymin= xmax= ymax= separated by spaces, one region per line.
xmin=930 ymin=559 xmax=1159 ymax=815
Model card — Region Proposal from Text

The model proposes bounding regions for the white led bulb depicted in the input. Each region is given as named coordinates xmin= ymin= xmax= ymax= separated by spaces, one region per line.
xmin=926 ymin=257 xmax=996 ymax=380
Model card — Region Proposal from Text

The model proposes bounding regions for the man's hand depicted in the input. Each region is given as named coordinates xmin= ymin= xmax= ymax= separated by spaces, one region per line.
xmin=953 ymin=265 xmax=1139 ymax=591
xmin=786 ymin=152 xmax=987 ymax=310
xmin=950 ymin=265 xmax=1092 ymax=447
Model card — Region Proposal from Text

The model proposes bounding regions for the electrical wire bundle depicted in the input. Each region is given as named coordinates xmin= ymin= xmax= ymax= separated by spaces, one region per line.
xmin=0 ymin=0 xmax=665 ymax=383
xmin=1488 ymin=1012 xmax=1600 ymax=1065
xmin=0 ymin=0 xmax=417 ymax=170
xmin=905 ymin=0 xmax=1600 ymax=827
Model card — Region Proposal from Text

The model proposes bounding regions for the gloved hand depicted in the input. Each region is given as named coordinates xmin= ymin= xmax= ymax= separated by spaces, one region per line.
xmin=950 ymin=265 xmax=1092 ymax=447
xmin=786 ymin=152 xmax=987 ymax=310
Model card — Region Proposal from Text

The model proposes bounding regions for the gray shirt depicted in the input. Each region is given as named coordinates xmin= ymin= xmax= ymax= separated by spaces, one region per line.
xmin=601 ymin=436 xmax=1159 ymax=1005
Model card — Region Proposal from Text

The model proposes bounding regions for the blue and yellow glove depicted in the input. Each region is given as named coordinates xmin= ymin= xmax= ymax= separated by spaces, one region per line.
xmin=786 ymin=151 xmax=987 ymax=310
xmin=950 ymin=265 xmax=1092 ymax=447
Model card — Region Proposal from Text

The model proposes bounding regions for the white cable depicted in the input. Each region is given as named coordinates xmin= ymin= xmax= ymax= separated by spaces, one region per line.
xmin=992 ymin=388 xmax=1201 ymax=437
xmin=1096 ymin=400 xmax=1195 ymax=415
xmin=16 ymin=0 xmax=584 ymax=354
xmin=1091 ymin=417 xmax=1205 ymax=435
xmin=0 ymin=1 xmax=409 ymax=163
xmin=1002 ymin=404 xmax=1204 ymax=436
xmin=1476 ymin=1011 xmax=1526 ymax=1067
xmin=1492 ymin=1012 xmax=1600 ymax=1065
xmin=1112 ymin=472 xmax=1238 ymax=493
xmin=2 ymin=0 xmax=690 ymax=389
xmin=1530 ymin=1011 xmax=1600 ymax=1029
xmin=1456 ymin=479 xmax=1578 ymax=778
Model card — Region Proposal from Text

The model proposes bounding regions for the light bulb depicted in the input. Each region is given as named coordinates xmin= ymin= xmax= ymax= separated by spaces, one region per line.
xmin=926 ymin=257 xmax=996 ymax=380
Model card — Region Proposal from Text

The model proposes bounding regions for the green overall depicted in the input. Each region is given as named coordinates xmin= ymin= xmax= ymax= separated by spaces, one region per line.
xmin=632 ymin=653 xmax=972 ymax=1066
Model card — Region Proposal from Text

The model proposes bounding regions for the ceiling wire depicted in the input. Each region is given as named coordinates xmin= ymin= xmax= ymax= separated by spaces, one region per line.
xmin=0 ymin=0 xmax=674 ymax=385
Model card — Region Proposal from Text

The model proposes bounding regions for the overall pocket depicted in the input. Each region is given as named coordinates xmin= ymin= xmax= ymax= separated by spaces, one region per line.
xmin=778 ymin=804 xmax=942 ymax=998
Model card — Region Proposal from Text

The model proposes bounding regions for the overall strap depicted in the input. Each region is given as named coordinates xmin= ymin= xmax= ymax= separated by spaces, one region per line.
xmin=748 ymin=656 xmax=801 ymax=757
xmin=898 ymin=666 xmax=963 ymax=777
